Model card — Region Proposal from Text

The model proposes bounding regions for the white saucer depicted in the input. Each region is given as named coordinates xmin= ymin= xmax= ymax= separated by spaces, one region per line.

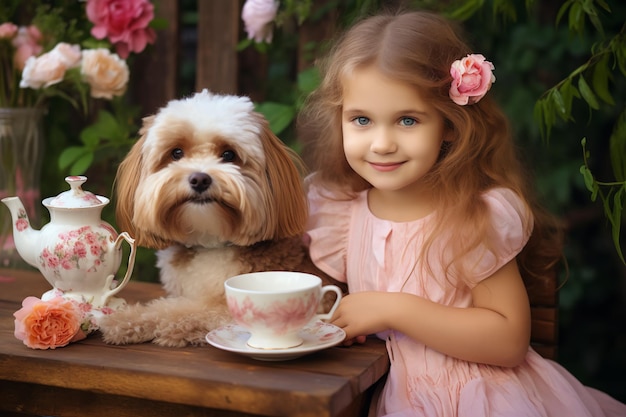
xmin=206 ymin=321 xmax=346 ymax=361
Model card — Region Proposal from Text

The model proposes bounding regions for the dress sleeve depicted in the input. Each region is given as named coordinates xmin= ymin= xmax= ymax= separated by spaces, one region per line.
xmin=305 ymin=183 xmax=352 ymax=283
xmin=463 ymin=188 xmax=534 ymax=287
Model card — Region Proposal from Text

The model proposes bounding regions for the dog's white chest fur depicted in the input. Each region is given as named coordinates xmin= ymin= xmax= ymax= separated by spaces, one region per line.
xmin=156 ymin=245 xmax=245 ymax=300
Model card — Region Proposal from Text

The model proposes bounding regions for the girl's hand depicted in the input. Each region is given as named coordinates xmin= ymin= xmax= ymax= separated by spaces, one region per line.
xmin=340 ymin=335 xmax=367 ymax=346
xmin=331 ymin=292 xmax=391 ymax=340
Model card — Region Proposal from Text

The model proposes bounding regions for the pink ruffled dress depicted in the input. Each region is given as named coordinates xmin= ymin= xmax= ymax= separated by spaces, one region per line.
xmin=306 ymin=184 xmax=626 ymax=417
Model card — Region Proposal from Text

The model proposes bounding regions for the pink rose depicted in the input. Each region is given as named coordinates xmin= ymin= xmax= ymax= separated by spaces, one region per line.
xmin=14 ymin=296 xmax=86 ymax=349
xmin=16 ymin=218 xmax=28 ymax=231
xmin=19 ymin=52 xmax=68 ymax=89
xmin=12 ymin=25 xmax=43 ymax=70
xmin=241 ymin=0 xmax=279 ymax=43
xmin=0 ymin=22 xmax=18 ymax=39
xmin=81 ymin=48 xmax=129 ymax=99
xmin=449 ymin=54 xmax=495 ymax=106
xmin=86 ymin=0 xmax=156 ymax=59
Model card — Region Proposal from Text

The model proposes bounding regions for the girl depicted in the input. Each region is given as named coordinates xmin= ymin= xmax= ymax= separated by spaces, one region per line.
xmin=298 ymin=10 xmax=626 ymax=417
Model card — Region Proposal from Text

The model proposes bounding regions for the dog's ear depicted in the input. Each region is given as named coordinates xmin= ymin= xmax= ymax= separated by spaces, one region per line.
xmin=257 ymin=116 xmax=308 ymax=239
xmin=115 ymin=116 xmax=173 ymax=250
xmin=114 ymin=128 xmax=146 ymax=242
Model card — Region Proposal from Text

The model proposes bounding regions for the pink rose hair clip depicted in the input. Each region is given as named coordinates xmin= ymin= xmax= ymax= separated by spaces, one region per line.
xmin=449 ymin=54 xmax=496 ymax=105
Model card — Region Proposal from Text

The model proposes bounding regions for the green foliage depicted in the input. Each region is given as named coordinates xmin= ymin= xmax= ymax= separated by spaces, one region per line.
xmin=58 ymin=99 xmax=140 ymax=175
xmin=534 ymin=0 xmax=625 ymax=262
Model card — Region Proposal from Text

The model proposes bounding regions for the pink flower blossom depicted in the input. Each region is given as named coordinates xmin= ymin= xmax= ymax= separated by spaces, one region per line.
xmin=12 ymin=25 xmax=43 ymax=70
xmin=449 ymin=54 xmax=495 ymax=106
xmin=0 ymin=22 xmax=18 ymax=39
xmin=16 ymin=218 xmax=28 ymax=231
xmin=14 ymin=296 xmax=86 ymax=349
xmin=86 ymin=0 xmax=156 ymax=59
xmin=73 ymin=241 xmax=87 ymax=258
xmin=242 ymin=0 xmax=279 ymax=43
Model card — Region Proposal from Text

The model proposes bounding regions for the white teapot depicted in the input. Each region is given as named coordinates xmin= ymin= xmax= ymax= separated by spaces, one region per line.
xmin=1 ymin=176 xmax=136 ymax=307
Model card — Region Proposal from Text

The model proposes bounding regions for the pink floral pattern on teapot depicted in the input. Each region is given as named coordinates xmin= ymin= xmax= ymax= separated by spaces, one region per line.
xmin=39 ymin=225 xmax=114 ymax=276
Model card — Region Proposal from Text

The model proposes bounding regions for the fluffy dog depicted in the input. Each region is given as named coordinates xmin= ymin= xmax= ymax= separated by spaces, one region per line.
xmin=98 ymin=90 xmax=338 ymax=347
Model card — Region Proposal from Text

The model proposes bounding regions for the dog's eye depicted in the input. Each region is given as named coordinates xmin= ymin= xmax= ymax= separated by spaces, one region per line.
xmin=171 ymin=148 xmax=184 ymax=160
xmin=221 ymin=150 xmax=236 ymax=162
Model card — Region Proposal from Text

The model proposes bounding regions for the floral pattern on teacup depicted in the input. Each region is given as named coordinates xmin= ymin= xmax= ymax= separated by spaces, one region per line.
xmin=227 ymin=293 xmax=319 ymax=335
xmin=39 ymin=225 xmax=110 ymax=276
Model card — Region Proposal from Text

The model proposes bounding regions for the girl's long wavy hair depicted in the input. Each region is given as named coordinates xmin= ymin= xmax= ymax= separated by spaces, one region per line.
xmin=298 ymin=10 xmax=563 ymax=291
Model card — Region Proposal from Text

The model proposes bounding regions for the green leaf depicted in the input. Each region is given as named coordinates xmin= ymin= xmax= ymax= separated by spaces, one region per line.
xmin=556 ymin=0 xmax=575 ymax=25
xmin=149 ymin=17 xmax=169 ymax=31
xmin=550 ymin=89 xmax=567 ymax=119
xmin=581 ymin=1 xmax=604 ymax=36
xmin=578 ymin=75 xmax=600 ymax=110
xmin=610 ymin=111 xmax=626 ymax=181
xmin=58 ymin=147 xmax=89 ymax=171
xmin=594 ymin=0 xmax=611 ymax=12
xmin=255 ymin=102 xmax=296 ymax=135
xmin=559 ymin=78 xmax=577 ymax=119
xmin=80 ymin=128 xmax=100 ymax=148
xmin=579 ymin=165 xmax=596 ymax=194
xmin=446 ymin=0 xmax=484 ymax=21
xmin=297 ymin=67 xmax=320 ymax=96
xmin=613 ymin=37 xmax=626 ymax=77
xmin=70 ymin=153 xmax=94 ymax=176
xmin=592 ymin=53 xmax=615 ymax=105
xmin=568 ymin=1 xmax=584 ymax=33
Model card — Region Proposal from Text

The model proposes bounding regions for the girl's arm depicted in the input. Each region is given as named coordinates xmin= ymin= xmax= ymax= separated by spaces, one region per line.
xmin=330 ymin=259 xmax=531 ymax=367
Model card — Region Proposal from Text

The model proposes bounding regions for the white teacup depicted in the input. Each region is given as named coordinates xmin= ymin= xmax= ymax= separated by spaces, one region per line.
xmin=224 ymin=271 xmax=343 ymax=349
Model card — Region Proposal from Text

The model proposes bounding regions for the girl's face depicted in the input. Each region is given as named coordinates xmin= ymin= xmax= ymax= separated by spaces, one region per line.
xmin=341 ymin=65 xmax=445 ymax=197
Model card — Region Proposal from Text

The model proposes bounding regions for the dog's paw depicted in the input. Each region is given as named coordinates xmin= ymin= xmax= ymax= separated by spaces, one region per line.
xmin=152 ymin=306 xmax=231 ymax=347
xmin=97 ymin=302 xmax=161 ymax=345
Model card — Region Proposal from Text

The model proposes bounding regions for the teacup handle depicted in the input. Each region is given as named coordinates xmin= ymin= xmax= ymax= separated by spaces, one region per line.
xmin=101 ymin=232 xmax=137 ymax=305
xmin=315 ymin=285 xmax=343 ymax=322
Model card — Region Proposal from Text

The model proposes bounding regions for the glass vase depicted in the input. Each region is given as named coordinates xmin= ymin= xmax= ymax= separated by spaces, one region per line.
xmin=0 ymin=107 xmax=45 ymax=269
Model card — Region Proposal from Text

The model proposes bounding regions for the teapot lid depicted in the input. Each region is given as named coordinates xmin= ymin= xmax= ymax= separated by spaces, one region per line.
xmin=46 ymin=176 xmax=105 ymax=208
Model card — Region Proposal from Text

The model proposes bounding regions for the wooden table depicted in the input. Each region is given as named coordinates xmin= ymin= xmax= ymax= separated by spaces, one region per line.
xmin=0 ymin=268 xmax=389 ymax=417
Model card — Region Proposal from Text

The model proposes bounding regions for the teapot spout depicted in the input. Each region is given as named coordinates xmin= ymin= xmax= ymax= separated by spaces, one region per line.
xmin=1 ymin=196 xmax=39 ymax=267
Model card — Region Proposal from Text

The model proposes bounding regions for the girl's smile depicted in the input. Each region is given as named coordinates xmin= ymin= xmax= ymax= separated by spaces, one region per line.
xmin=368 ymin=161 xmax=405 ymax=172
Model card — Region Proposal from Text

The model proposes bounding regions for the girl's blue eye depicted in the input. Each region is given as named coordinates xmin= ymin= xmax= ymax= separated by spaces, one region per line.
xmin=400 ymin=117 xmax=417 ymax=126
xmin=354 ymin=116 xmax=370 ymax=126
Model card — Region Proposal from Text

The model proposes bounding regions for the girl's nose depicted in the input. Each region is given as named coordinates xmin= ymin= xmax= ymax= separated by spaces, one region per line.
xmin=370 ymin=128 xmax=397 ymax=154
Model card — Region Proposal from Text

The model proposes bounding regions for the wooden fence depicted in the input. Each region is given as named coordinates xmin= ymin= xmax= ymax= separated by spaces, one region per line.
xmin=129 ymin=0 xmax=338 ymax=116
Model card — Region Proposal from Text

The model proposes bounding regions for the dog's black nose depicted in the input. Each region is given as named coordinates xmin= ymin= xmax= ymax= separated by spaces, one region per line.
xmin=188 ymin=172 xmax=212 ymax=193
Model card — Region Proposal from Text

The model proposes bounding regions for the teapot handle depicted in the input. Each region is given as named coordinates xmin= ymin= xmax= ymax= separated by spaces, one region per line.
xmin=101 ymin=232 xmax=137 ymax=305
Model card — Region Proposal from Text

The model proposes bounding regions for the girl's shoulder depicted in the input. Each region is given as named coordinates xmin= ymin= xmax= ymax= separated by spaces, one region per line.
xmin=304 ymin=178 xmax=365 ymax=281
xmin=482 ymin=187 xmax=533 ymax=230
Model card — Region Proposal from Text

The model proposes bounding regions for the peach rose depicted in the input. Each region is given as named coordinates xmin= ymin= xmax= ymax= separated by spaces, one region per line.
xmin=50 ymin=43 xmax=82 ymax=69
xmin=449 ymin=54 xmax=495 ymax=105
xmin=14 ymin=296 xmax=86 ymax=349
xmin=242 ymin=0 xmax=279 ymax=43
xmin=81 ymin=48 xmax=129 ymax=99
xmin=20 ymin=52 xmax=68 ymax=89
